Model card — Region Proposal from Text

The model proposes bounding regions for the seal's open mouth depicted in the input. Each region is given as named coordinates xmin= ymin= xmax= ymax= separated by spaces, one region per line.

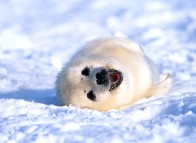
xmin=107 ymin=69 xmax=123 ymax=91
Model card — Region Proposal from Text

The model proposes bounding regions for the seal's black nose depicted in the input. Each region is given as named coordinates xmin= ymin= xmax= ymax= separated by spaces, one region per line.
xmin=96 ymin=69 xmax=108 ymax=85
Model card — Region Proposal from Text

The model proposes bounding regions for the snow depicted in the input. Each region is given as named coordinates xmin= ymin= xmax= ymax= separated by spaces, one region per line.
xmin=0 ymin=0 xmax=196 ymax=142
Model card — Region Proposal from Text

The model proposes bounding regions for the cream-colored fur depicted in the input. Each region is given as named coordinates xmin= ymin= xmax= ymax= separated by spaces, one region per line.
xmin=56 ymin=37 xmax=172 ymax=111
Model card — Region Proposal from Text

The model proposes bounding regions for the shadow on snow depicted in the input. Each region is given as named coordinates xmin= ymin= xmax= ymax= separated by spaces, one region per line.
xmin=0 ymin=89 xmax=60 ymax=106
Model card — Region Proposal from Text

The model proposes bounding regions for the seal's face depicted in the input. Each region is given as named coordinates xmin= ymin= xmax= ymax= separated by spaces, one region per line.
xmin=80 ymin=67 xmax=123 ymax=101
xmin=60 ymin=59 xmax=129 ymax=111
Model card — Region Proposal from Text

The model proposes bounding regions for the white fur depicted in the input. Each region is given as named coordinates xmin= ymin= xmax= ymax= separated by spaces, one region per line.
xmin=56 ymin=37 xmax=172 ymax=111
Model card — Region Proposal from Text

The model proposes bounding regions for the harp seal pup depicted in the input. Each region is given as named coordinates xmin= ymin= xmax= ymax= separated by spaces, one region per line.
xmin=56 ymin=37 xmax=172 ymax=111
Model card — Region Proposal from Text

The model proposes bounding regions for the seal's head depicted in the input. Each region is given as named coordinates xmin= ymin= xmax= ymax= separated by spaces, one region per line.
xmin=56 ymin=57 xmax=131 ymax=111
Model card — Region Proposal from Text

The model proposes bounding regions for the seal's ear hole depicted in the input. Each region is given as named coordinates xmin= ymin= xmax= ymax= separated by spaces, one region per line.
xmin=81 ymin=67 xmax=90 ymax=76
xmin=87 ymin=90 xmax=96 ymax=101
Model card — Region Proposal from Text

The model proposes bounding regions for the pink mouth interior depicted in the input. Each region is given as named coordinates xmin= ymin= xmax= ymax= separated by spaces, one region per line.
xmin=107 ymin=72 xmax=120 ymax=83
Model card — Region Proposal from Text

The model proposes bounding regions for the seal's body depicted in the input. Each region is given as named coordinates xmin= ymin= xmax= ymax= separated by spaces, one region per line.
xmin=56 ymin=38 xmax=172 ymax=111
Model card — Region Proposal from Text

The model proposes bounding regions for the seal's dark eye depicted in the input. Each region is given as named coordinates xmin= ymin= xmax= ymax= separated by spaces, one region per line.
xmin=81 ymin=67 xmax=90 ymax=76
xmin=87 ymin=90 xmax=96 ymax=101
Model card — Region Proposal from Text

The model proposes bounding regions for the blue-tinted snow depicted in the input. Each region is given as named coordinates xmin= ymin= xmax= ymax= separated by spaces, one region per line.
xmin=0 ymin=0 xmax=196 ymax=143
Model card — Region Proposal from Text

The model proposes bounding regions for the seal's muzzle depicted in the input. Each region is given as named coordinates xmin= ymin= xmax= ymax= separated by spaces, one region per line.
xmin=96 ymin=69 xmax=123 ymax=91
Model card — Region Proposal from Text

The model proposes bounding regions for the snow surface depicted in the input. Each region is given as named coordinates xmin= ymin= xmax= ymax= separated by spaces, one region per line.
xmin=0 ymin=0 xmax=196 ymax=143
